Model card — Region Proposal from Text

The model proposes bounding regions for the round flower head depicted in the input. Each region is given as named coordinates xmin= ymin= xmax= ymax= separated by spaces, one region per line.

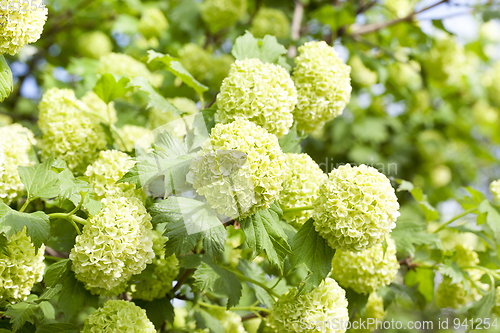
xmin=216 ymin=58 xmax=297 ymax=138
xmin=77 ymin=31 xmax=113 ymax=59
xmin=117 ymin=125 xmax=153 ymax=152
xmin=82 ymin=300 xmax=155 ymax=333
xmin=38 ymin=88 xmax=107 ymax=173
xmin=84 ymin=150 xmax=144 ymax=201
xmin=0 ymin=124 xmax=36 ymax=204
xmin=0 ymin=114 xmax=12 ymax=126
xmin=210 ymin=310 xmax=246 ymax=333
xmin=200 ymin=0 xmax=247 ymax=33
xmin=81 ymin=90 xmax=117 ymax=124
xmin=70 ymin=196 xmax=154 ymax=295
xmin=0 ymin=229 xmax=45 ymax=302
xmin=352 ymin=293 xmax=386 ymax=333
xmin=0 ymin=2 xmax=48 ymax=55
xmin=207 ymin=54 xmax=234 ymax=90
xmin=493 ymin=287 xmax=500 ymax=317
xmin=348 ymin=55 xmax=378 ymax=87
xmin=490 ymin=179 xmax=500 ymax=202
xmin=179 ymin=44 xmax=211 ymax=83
xmin=293 ymin=41 xmax=352 ymax=133
xmin=313 ymin=164 xmax=400 ymax=251
xmin=280 ymin=153 xmax=327 ymax=228
xmin=384 ymin=0 xmax=414 ymax=17
xmin=138 ymin=8 xmax=168 ymax=40
xmin=250 ymin=8 xmax=290 ymax=38
xmin=266 ymin=278 xmax=348 ymax=333
xmin=129 ymin=231 xmax=180 ymax=301
xmin=149 ymin=97 xmax=199 ymax=139
xmin=188 ymin=120 xmax=286 ymax=219
xmin=98 ymin=53 xmax=162 ymax=87
xmin=331 ymin=236 xmax=400 ymax=295
xmin=423 ymin=34 xmax=466 ymax=86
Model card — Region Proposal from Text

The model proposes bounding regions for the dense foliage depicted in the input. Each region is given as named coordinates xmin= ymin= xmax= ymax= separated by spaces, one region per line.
xmin=1 ymin=0 xmax=500 ymax=332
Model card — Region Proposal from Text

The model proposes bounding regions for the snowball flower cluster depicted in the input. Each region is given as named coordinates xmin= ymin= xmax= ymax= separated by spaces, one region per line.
xmin=179 ymin=44 xmax=211 ymax=83
xmin=189 ymin=120 xmax=285 ymax=219
xmin=353 ymin=293 xmax=387 ymax=333
xmin=216 ymin=58 xmax=297 ymax=138
xmin=200 ymin=0 xmax=247 ymax=33
xmin=0 ymin=229 xmax=45 ymax=302
xmin=250 ymin=8 xmax=290 ymax=38
xmin=149 ymin=97 xmax=199 ymax=139
xmin=84 ymin=150 xmax=143 ymax=201
xmin=423 ymin=34 xmax=467 ymax=85
xmin=117 ymin=125 xmax=153 ymax=152
xmin=38 ymin=88 xmax=107 ymax=173
xmin=70 ymin=196 xmax=154 ymax=295
xmin=293 ymin=41 xmax=352 ymax=133
xmin=129 ymin=231 xmax=180 ymax=301
xmin=98 ymin=53 xmax=161 ymax=87
xmin=266 ymin=278 xmax=349 ymax=333
xmin=280 ymin=153 xmax=327 ymax=228
xmin=384 ymin=0 xmax=415 ymax=17
xmin=82 ymin=300 xmax=156 ymax=333
xmin=349 ymin=55 xmax=378 ymax=87
xmin=212 ymin=310 xmax=247 ymax=333
xmin=77 ymin=31 xmax=113 ymax=59
xmin=138 ymin=8 xmax=168 ymax=39
xmin=313 ymin=164 xmax=400 ymax=251
xmin=81 ymin=91 xmax=117 ymax=124
xmin=490 ymin=180 xmax=500 ymax=202
xmin=207 ymin=54 xmax=234 ymax=90
xmin=0 ymin=124 xmax=36 ymax=204
xmin=331 ymin=236 xmax=400 ymax=294
xmin=0 ymin=2 xmax=48 ymax=55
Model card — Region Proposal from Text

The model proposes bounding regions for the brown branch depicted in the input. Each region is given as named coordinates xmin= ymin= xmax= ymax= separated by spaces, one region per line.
xmin=241 ymin=311 xmax=269 ymax=322
xmin=288 ymin=0 xmax=305 ymax=57
xmin=351 ymin=0 xmax=448 ymax=36
xmin=172 ymin=268 xmax=194 ymax=294
xmin=45 ymin=246 xmax=69 ymax=259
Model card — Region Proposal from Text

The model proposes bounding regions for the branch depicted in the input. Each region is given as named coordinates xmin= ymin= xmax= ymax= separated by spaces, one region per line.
xmin=241 ymin=311 xmax=269 ymax=321
xmin=351 ymin=0 xmax=448 ymax=35
xmin=288 ymin=1 xmax=305 ymax=57
xmin=45 ymin=246 xmax=69 ymax=259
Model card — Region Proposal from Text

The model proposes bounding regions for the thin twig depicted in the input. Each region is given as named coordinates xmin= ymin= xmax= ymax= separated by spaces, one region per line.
xmin=288 ymin=0 xmax=305 ymax=57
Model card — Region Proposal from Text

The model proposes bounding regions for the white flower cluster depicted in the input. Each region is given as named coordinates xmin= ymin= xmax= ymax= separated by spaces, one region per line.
xmin=0 ymin=229 xmax=45 ymax=302
xmin=70 ymin=196 xmax=154 ymax=295
xmin=490 ymin=179 xmax=500 ymax=202
xmin=0 ymin=124 xmax=36 ymax=204
xmin=313 ymin=164 xmax=400 ymax=251
xmin=216 ymin=58 xmax=297 ymax=138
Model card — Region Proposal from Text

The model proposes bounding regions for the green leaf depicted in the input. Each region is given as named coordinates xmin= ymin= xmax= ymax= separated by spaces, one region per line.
xmin=238 ymin=260 xmax=274 ymax=307
xmin=278 ymin=124 xmax=304 ymax=154
xmin=182 ymin=254 xmax=242 ymax=308
xmin=5 ymin=296 xmax=53 ymax=332
xmin=468 ymin=288 xmax=496 ymax=317
xmin=396 ymin=180 xmax=439 ymax=221
xmin=345 ymin=288 xmax=369 ymax=317
xmin=0 ymin=55 xmax=13 ymax=102
xmin=478 ymin=200 xmax=500 ymax=236
xmin=232 ymin=32 xmax=289 ymax=68
xmin=128 ymin=77 xmax=182 ymax=116
xmin=438 ymin=261 xmax=465 ymax=285
xmin=93 ymin=74 xmax=132 ymax=104
xmin=201 ymin=107 xmax=217 ymax=133
xmin=35 ymin=323 xmax=79 ymax=333
xmin=291 ymin=219 xmax=335 ymax=293
xmin=240 ymin=202 xmax=292 ymax=271
xmin=0 ymin=232 xmax=8 ymax=255
xmin=232 ymin=31 xmax=260 ymax=61
xmin=134 ymin=299 xmax=174 ymax=329
xmin=258 ymin=35 xmax=287 ymax=64
xmin=148 ymin=50 xmax=208 ymax=96
xmin=404 ymin=268 xmax=435 ymax=302
xmin=18 ymin=157 xmax=60 ymax=200
xmin=149 ymin=197 xmax=226 ymax=258
xmin=0 ymin=202 xmax=50 ymax=250
xmin=390 ymin=217 xmax=438 ymax=256
xmin=194 ymin=309 xmax=225 ymax=333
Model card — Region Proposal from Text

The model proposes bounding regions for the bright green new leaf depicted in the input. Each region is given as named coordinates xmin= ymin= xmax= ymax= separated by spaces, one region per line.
xmin=93 ymin=74 xmax=132 ymax=104
xmin=0 ymin=55 xmax=13 ymax=102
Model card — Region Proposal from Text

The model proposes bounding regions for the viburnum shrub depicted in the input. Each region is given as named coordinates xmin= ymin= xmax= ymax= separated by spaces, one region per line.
xmin=1 ymin=1 xmax=500 ymax=332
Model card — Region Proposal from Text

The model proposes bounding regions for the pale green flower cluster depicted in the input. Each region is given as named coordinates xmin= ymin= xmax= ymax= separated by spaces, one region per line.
xmin=279 ymin=153 xmax=326 ymax=228
xmin=388 ymin=61 xmax=422 ymax=91
xmin=77 ymin=31 xmax=113 ymax=59
xmin=293 ymin=41 xmax=352 ymax=133
xmin=266 ymin=278 xmax=349 ymax=333
xmin=129 ymin=231 xmax=180 ymax=301
xmin=149 ymin=97 xmax=198 ymax=139
xmin=0 ymin=229 xmax=45 ymax=302
xmin=189 ymin=120 xmax=285 ymax=218
xmin=38 ymin=88 xmax=107 ymax=173
xmin=331 ymin=236 xmax=399 ymax=294
xmin=348 ymin=55 xmax=378 ymax=87
xmin=200 ymin=0 xmax=247 ymax=33
xmin=216 ymin=58 xmax=297 ymax=138
xmin=212 ymin=310 xmax=247 ymax=333
xmin=484 ymin=63 xmax=500 ymax=106
xmin=84 ymin=150 xmax=143 ymax=201
xmin=0 ymin=2 xmax=48 ymax=55
xmin=138 ymin=8 xmax=168 ymax=39
xmin=250 ymin=8 xmax=290 ymax=38
xmin=208 ymin=54 xmax=234 ymax=89
xmin=82 ymin=300 xmax=156 ymax=333
xmin=384 ymin=0 xmax=415 ymax=17
xmin=0 ymin=114 xmax=12 ymax=126
xmin=70 ymin=196 xmax=154 ymax=295
xmin=81 ymin=91 xmax=117 ymax=124
xmin=313 ymin=164 xmax=400 ymax=251
xmin=351 ymin=293 xmax=386 ymax=333
xmin=97 ymin=53 xmax=162 ymax=87
xmin=0 ymin=124 xmax=36 ymax=204
xmin=493 ymin=287 xmax=500 ymax=317
xmin=179 ymin=44 xmax=212 ymax=83
xmin=423 ymin=34 xmax=467 ymax=85
xmin=117 ymin=125 xmax=153 ymax=152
